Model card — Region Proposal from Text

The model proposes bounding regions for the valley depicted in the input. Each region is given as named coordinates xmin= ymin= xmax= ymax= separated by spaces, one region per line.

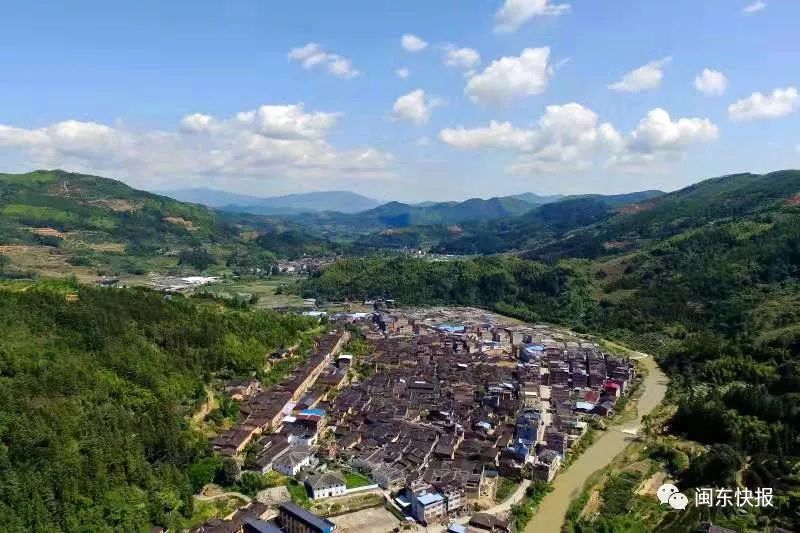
xmin=1 ymin=168 xmax=799 ymax=532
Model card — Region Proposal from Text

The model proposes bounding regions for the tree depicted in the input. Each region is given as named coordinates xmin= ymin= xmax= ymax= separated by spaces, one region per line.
xmin=217 ymin=457 xmax=241 ymax=486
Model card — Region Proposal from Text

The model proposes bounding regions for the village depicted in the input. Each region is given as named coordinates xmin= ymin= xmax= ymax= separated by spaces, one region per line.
xmin=192 ymin=306 xmax=639 ymax=533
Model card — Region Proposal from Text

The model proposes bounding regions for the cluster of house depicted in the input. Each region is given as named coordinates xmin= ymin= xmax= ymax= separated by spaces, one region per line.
xmin=203 ymin=307 xmax=637 ymax=529
xmin=258 ymin=309 xmax=633 ymax=527
xmin=148 ymin=275 xmax=221 ymax=292
xmin=275 ymin=258 xmax=327 ymax=275
xmin=211 ymin=330 xmax=350 ymax=461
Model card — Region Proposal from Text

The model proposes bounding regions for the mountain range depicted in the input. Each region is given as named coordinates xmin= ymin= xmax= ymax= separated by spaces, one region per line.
xmin=161 ymin=188 xmax=382 ymax=214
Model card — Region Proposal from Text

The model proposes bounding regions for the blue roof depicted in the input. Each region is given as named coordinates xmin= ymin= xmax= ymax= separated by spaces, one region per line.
xmin=448 ymin=524 xmax=467 ymax=533
xmin=299 ymin=408 xmax=325 ymax=417
xmin=417 ymin=492 xmax=444 ymax=505
xmin=242 ymin=516 xmax=283 ymax=533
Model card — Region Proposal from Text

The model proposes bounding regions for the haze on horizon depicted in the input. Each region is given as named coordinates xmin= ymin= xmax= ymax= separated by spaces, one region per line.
xmin=0 ymin=0 xmax=798 ymax=203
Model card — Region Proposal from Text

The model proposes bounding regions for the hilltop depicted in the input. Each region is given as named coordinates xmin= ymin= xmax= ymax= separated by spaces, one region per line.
xmin=0 ymin=170 xmax=338 ymax=280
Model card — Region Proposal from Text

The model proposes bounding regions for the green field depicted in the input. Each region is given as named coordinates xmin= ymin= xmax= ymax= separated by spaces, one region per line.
xmin=199 ymin=276 xmax=306 ymax=308
xmin=344 ymin=471 xmax=372 ymax=489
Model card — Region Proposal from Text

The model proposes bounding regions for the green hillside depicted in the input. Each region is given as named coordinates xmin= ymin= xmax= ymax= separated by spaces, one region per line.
xmin=428 ymin=190 xmax=663 ymax=255
xmin=0 ymin=280 xmax=316 ymax=531
xmin=0 ymin=170 xmax=339 ymax=279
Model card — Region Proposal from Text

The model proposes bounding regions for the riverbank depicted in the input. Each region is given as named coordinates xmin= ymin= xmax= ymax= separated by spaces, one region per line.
xmin=524 ymin=354 xmax=669 ymax=533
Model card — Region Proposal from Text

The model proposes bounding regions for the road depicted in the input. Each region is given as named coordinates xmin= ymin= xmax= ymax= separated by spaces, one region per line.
xmin=441 ymin=479 xmax=532 ymax=531
xmin=524 ymin=353 xmax=669 ymax=533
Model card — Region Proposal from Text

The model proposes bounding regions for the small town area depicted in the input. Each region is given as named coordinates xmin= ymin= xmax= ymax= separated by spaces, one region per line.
xmin=190 ymin=306 xmax=640 ymax=533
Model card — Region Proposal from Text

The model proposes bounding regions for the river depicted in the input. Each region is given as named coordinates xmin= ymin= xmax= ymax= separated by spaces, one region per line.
xmin=525 ymin=354 xmax=669 ymax=533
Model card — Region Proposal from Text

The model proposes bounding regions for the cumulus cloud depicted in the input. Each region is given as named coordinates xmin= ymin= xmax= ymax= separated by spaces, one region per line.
xmin=694 ymin=69 xmax=728 ymax=96
xmin=728 ymin=87 xmax=799 ymax=121
xmin=392 ymin=90 xmax=440 ymax=125
xmin=401 ymin=34 xmax=428 ymax=53
xmin=609 ymin=57 xmax=671 ymax=93
xmin=440 ymin=120 xmax=537 ymax=151
xmin=288 ymin=42 xmax=360 ymax=79
xmin=0 ymin=104 xmax=392 ymax=188
xmin=742 ymin=1 xmax=766 ymax=14
xmin=442 ymin=45 xmax=481 ymax=70
xmin=439 ymin=103 xmax=717 ymax=174
xmin=627 ymin=108 xmax=718 ymax=152
xmin=465 ymin=47 xmax=552 ymax=105
xmin=396 ymin=67 xmax=410 ymax=79
xmin=494 ymin=0 xmax=571 ymax=33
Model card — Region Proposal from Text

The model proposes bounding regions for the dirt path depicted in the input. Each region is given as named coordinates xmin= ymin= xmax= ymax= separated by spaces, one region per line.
xmin=195 ymin=484 xmax=252 ymax=504
xmin=191 ymin=387 xmax=215 ymax=425
xmin=524 ymin=354 xmax=669 ymax=533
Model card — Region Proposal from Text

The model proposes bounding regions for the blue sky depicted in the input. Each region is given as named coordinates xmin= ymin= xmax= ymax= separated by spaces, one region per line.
xmin=0 ymin=0 xmax=798 ymax=201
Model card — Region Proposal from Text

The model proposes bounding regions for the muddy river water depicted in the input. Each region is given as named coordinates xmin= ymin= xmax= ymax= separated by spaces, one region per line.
xmin=525 ymin=354 xmax=669 ymax=532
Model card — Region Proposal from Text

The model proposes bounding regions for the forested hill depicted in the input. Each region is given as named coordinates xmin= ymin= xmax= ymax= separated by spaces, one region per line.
xmin=434 ymin=170 xmax=799 ymax=257
xmin=522 ymin=169 xmax=800 ymax=261
xmin=0 ymin=170 xmax=339 ymax=277
xmin=0 ymin=280 xmax=316 ymax=531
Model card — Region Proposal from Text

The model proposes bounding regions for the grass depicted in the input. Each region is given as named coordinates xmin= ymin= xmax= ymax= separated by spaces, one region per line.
xmin=286 ymin=479 xmax=311 ymax=508
xmin=495 ymin=477 xmax=519 ymax=503
xmin=180 ymin=498 xmax=240 ymax=529
xmin=344 ymin=471 xmax=372 ymax=489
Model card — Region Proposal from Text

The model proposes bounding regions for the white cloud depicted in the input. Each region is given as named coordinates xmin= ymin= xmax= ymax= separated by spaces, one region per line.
xmin=742 ymin=1 xmax=767 ymax=14
xmin=396 ymin=67 xmax=410 ymax=79
xmin=494 ymin=0 xmax=571 ymax=33
xmin=728 ymin=87 xmax=799 ymax=121
xmin=288 ymin=42 xmax=360 ymax=79
xmin=442 ymin=45 xmax=481 ymax=70
xmin=440 ymin=120 xmax=537 ymax=151
xmin=231 ymin=104 xmax=339 ymax=139
xmin=401 ymin=34 xmax=428 ymax=53
xmin=0 ymin=104 xmax=392 ymax=188
xmin=439 ymin=103 xmax=717 ymax=174
xmin=179 ymin=113 xmax=215 ymax=133
xmin=609 ymin=57 xmax=671 ymax=93
xmin=694 ymin=69 xmax=728 ymax=96
xmin=628 ymin=108 xmax=719 ymax=152
xmin=392 ymin=89 xmax=439 ymax=125
xmin=465 ymin=47 xmax=552 ymax=105
xmin=441 ymin=103 xmax=622 ymax=173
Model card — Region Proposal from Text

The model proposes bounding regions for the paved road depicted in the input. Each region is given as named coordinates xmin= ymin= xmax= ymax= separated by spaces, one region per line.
xmin=524 ymin=354 xmax=668 ymax=533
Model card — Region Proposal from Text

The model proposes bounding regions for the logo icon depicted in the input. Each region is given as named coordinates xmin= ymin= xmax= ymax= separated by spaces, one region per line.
xmin=657 ymin=484 xmax=687 ymax=510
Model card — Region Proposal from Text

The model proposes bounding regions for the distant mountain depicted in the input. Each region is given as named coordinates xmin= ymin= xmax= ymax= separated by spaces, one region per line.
xmin=294 ymin=195 xmax=540 ymax=236
xmin=163 ymin=188 xmax=381 ymax=215
xmin=509 ymin=192 xmax=565 ymax=205
xmin=559 ymin=190 xmax=664 ymax=207
xmin=159 ymin=188 xmax=268 ymax=208
xmin=433 ymin=191 xmax=664 ymax=254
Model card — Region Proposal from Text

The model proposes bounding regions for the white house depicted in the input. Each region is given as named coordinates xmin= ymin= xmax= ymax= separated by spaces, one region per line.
xmin=305 ymin=472 xmax=347 ymax=499
xmin=273 ymin=446 xmax=314 ymax=477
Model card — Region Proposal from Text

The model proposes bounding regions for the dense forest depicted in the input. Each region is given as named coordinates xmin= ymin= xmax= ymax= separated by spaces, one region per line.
xmin=0 ymin=280 xmax=315 ymax=531
xmin=300 ymin=171 xmax=800 ymax=529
